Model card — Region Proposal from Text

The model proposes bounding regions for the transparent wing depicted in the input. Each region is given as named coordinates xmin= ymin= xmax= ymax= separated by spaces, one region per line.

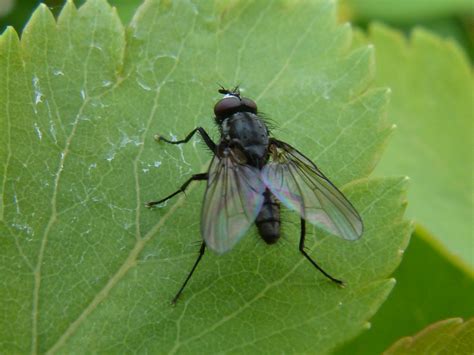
xmin=201 ymin=152 xmax=265 ymax=254
xmin=262 ymin=139 xmax=363 ymax=240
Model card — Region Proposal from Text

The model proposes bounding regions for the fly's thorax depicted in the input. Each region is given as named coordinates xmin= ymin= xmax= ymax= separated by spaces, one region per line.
xmin=221 ymin=112 xmax=268 ymax=143
xmin=220 ymin=112 xmax=270 ymax=167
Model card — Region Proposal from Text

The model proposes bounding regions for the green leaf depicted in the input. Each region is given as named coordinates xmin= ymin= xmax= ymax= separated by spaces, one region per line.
xmin=354 ymin=24 xmax=473 ymax=268
xmin=384 ymin=318 xmax=474 ymax=354
xmin=339 ymin=0 xmax=474 ymax=23
xmin=335 ymin=227 xmax=474 ymax=355
xmin=0 ymin=1 xmax=409 ymax=353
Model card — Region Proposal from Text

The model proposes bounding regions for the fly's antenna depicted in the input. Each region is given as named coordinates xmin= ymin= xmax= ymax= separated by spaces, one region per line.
xmin=217 ymin=82 xmax=227 ymax=94
xmin=231 ymin=85 xmax=241 ymax=96
xmin=217 ymin=83 xmax=241 ymax=98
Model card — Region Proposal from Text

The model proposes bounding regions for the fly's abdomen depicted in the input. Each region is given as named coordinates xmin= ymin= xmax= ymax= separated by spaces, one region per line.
xmin=256 ymin=189 xmax=280 ymax=244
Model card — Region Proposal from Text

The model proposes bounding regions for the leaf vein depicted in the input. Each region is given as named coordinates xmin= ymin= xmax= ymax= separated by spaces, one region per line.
xmin=47 ymin=9 xmax=199 ymax=352
xmin=33 ymin=12 xmax=100 ymax=354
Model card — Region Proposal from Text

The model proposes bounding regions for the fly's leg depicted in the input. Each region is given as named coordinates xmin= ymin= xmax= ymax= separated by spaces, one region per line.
xmin=149 ymin=128 xmax=213 ymax=303
xmin=147 ymin=127 xmax=214 ymax=206
xmin=155 ymin=127 xmax=216 ymax=152
xmin=146 ymin=173 xmax=208 ymax=207
xmin=172 ymin=241 xmax=206 ymax=304
xmin=299 ymin=218 xmax=345 ymax=286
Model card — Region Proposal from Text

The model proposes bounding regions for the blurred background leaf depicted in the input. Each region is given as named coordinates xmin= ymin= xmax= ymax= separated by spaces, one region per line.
xmin=0 ymin=0 xmax=140 ymax=32
xmin=336 ymin=227 xmax=474 ymax=354
xmin=335 ymin=9 xmax=474 ymax=355
xmin=354 ymin=24 xmax=473 ymax=269
xmin=384 ymin=317 xmax=474 ymax=355
xmin=339 ymin=0 xmax=473 ymax=23
xmin=339 ymin=0 xmax=474 ymax=61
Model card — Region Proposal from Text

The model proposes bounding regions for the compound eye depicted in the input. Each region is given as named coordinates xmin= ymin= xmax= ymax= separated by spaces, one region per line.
xmin=214 ymin=96 xmax=241 ymax=118
xmin=241 ymin=97 xmax=257 ymax=113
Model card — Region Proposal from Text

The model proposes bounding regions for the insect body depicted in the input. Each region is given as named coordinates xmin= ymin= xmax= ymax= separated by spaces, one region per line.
xmin=147 ymin=88 xmax=363 ymax=304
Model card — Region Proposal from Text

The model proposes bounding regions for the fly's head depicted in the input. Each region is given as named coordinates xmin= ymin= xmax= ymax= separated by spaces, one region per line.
xmin=214 ymin=87 xmax=257 ymax=123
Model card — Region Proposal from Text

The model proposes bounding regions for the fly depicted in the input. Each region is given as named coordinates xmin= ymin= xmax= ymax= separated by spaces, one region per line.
xmin=147 ymin=87 xmax=363 ymax=304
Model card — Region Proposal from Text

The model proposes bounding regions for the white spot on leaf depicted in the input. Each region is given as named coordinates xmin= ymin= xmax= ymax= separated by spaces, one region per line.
xmin=11 ymin=222 xmax=33 ymax=235
xmin=32 ymin=76 xmax=43 ymax=105
xmin=33 ymin=123 xmax=42 ymax=140
xmin=106 ymin=150 xmax=116 ymax=162
xmin=49 ymin=120 xmax=57 ymax=143
xmin=91 ymin=43 xmax=103 ymax=51
xmin=13 ymin=192 xmax=20 ymax=214
xmin=105 ymin=132 xmax=143 ymax=162
xmin=136 ymin=78 xmax=152 ymax=91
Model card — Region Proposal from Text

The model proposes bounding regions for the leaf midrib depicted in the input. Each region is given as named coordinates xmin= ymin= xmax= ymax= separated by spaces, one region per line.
xmin=45 ymin=5 xmax=198 ymax=353
xmin=32 ymin=11 xmax=102 ymax=355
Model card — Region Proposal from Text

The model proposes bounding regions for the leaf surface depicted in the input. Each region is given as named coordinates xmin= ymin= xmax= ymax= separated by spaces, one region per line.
xmin=0 ymin=1 xmax=409 ymax=353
